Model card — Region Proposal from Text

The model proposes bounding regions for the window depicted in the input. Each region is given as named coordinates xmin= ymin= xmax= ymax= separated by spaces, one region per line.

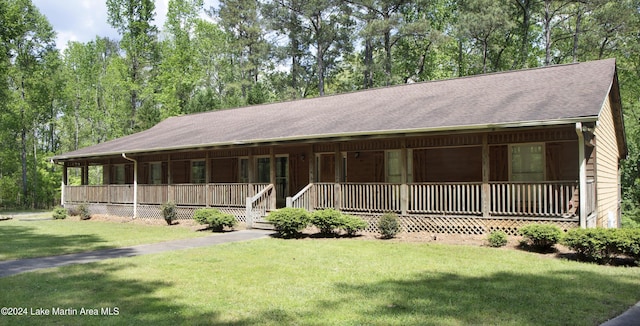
xmin=149 ymin=162 xmax=162 ymax=184
xmin=113 ymin=165 xmax=125 ymax=184
xmin=510 ymin=144 xmax=545 ymax=181
xmin=256 ymin=157 xmax=270 ymax=183
xmin=239 ymin=158 xmax=249 ymax=183
xmin=385 ymin=150 xmax=412 ymax=183
xmin=191 ymin=160 xmax=206 ymax=183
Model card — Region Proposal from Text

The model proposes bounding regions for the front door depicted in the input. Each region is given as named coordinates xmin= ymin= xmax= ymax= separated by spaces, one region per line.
xmin=256 ymin=156 xmax=289 ymax=207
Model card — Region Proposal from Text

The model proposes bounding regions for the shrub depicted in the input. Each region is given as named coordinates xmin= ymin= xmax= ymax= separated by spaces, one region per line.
xmin=52 ymin=206 xmax=67 ymax=220
xmin=311 ymin=209 xmax=343 ymax=234
xmin=161 ymin=201 xmax=177 ymax=225
xmin=78 ymin=204 xmax=91 ymax=220
xmin=487 ymin=230 xmax=508 ymax=247
xmin=193 ymin=208 xmax=237 ymax=232
xmin=339 ymin=215 xmax=368 ymax=236
xmin=519 ymin=224 xmax=562 ymax=251
xmin=563 ymin=228 xmax=640 ymax=264
xmin=266 ymin=208 xmax=310 ymax=238
xmin=378 ymin=212 xmax=401 ymax=239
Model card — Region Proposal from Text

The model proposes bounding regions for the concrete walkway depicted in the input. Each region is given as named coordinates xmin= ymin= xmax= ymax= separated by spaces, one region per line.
xmin=0 ymin=229 xmax=274 ymax=278
xmin=600 ymin=302 xmax=640 ymax=326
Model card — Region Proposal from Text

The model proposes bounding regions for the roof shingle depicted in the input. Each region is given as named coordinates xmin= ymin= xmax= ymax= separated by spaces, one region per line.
xmin=54 ymin=59 xmax=617 ymax=160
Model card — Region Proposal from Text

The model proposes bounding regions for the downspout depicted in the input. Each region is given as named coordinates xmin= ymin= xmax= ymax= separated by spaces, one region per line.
xmin=575 ymin=123 xmax=586 ymax=228
xmin=122 ymin=153 xmax=138 ymax=219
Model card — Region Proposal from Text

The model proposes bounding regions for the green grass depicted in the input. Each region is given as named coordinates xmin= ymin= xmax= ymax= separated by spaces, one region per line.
xmin=1 ymin=238 xmax=638 ymax=325
xmin=0 ymin=217 xmax=210 ymax=261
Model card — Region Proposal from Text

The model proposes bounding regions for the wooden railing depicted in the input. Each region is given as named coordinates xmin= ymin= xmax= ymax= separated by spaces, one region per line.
xmin=286 ymin=183 xmax=314 ymax=210
xmin=314 ymin=183 xmax=335 ymax=209
xmin=408 ymin=183 xmax=482 ymax=215
xmin=585 ymin=179 xmax=596 ymax=217
xmin=490 ymin=181 xmax=578 ymax=217
xmin=138 ymin=185 xmax=168 ymax=204
xmin=341 ymin=183 xmax=401 ymax=212
xmin=109 ymin=185 xmax=134 ymax=204
xmin=246 ymin=184 xmax=275 ymax=227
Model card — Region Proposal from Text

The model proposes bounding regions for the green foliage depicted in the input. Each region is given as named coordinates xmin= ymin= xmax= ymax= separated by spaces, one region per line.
xmin=52 ymin=206 xmax=67 ymax=220
xmin=266 ymin=208 xmax=310 ymax=238
xmin=161 ymin=201 xmax=177 ymax=226
xmin=311 ymin=209 xmax=343 ymax=234
xmin=77 ymin=204 xmax=91 ymax=220
xmin=339 ymin=214 xmax=368 ymax=236
xmin=487 ymin=230 xmax=508 ymax=247
xmin=519 ymin=224 xmax=563 ymax=251
xmin=563 ymin=228 xmax=640 ymax=264
xmin=378 ymin=212 xmax=401 ymax=239
xmin=192 ymin=208 xmax=237 ymax=232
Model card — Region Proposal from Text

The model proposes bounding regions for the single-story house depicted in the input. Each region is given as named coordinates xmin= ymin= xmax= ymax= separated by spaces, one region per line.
xmin=52 ymin=58 xmax=627 ymax=235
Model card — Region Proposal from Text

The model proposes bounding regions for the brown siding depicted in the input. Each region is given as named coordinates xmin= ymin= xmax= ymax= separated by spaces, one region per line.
xmin=210 ymin=158 xmax=237 ymax=183
xmin=489 ymin=145 xmax=508 ymax=181
xmin=546 ymin=141 xmax=579 ymax=181
xmin=172 ymin=161 xmax=190 ymax=184
xmin=317 ymin=153 xmax=335 ymax=182
xmin=594 ymin=95 xmax=621 ymax=227
xmin=414 ymin=147 xmax=482 ymax=182
xmin=289 ymin=153 xmax=309 ymax=195
xmin=346 ymin=151 xmax=384 ymax=182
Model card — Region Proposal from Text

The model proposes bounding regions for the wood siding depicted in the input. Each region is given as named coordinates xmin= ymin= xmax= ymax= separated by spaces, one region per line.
xmin=346 ymin=151 xmax=384 ymax=182
xmin=414 ymin=147 xmax=482 ymax=182
xmin=210 ymin=158 xmax=238 ymax=183
xmin=594 ymin=95 xmax=621 ymax=227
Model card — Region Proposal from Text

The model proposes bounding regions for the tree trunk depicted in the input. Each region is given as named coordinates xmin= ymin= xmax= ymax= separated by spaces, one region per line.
xmin=364 ymin=36 xmax=373 ymax=89
xmin=544 ymin=0 xmax=552 ymax=65
xmin=572 ymin=7 xmax=582 ymax=63
xmin=384 ymin=24 xmax=392 ymax=86
xmin=20 ymin=78 xmax=28 ymax=206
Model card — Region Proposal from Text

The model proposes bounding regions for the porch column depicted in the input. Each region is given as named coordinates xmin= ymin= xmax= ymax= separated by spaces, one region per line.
xmin=308 ymin=145 xmax=316 ymax=209
xmin=246 ymin=148 xmax=255 ymax=229
xmin=269 ymin=147 xmax=276 ymax=210
xmin=400 ymin=139 xmax=409 ymax=215
xmin=334 ymin=144 xmax=342 ymax=209
xmin=122 ymin=153 xmax=138 ymax=219
xmin=482 ymin=134 xmax=490 ymax=217
xmin=167 ymin=155 xmax=173 ymax=202
xmin=205 ymin=152 xmax=210 ymax=207
xmin=81 ymin=162 xmax=89 ymax=185
xmin=61 ymin=164 xmax=67 ymax=206
xmin=576 ymin=122 xmax=587 ymax=228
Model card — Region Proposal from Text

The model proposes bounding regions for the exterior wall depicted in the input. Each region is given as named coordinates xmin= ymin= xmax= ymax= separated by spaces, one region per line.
xmin=211 ymin=158 xmax=238 ymax=183
xmin=594 ymin=95 xmax=621 ymax=227
xmin=346 ymin=150 xmax=384 ymax=182
xmin=414 ymin=146 xmax=482 ymax=182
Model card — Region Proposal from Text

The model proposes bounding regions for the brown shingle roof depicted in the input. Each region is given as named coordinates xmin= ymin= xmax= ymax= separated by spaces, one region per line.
xmin=54 ymin=59 xmax=618 ymax=160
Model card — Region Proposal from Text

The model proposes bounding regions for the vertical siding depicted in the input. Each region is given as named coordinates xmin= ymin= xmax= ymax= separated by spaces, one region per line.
xmin=594 ymin=94 xmax=621 ymax=227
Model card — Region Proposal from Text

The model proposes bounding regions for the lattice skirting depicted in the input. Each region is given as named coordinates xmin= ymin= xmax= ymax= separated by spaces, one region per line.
xmin=349 ymin=213 xmax=579 ymax=236
xmin=65 ymin=204 xmax=248 ymax=223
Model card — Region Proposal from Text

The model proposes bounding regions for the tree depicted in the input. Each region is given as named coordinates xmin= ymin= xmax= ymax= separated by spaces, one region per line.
xmin=106 ymin=0 xmax=159 ymax=130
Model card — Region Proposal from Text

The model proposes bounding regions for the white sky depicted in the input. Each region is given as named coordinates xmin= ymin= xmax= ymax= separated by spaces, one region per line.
xmin=32 ymin=0 xmax=217 ymax=51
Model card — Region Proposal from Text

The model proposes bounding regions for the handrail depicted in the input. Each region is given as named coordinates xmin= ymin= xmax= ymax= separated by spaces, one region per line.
xmin=286 ymin=183 xmax=314 ymax=210
xmin=246 ymin=184 xmax=275 ymax=228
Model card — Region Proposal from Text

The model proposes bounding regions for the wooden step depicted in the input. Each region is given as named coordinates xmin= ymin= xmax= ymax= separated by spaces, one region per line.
xmin=251 ymin=220 xmax=275 ymax=230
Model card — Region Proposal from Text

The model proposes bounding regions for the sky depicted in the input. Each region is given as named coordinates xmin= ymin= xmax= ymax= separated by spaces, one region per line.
xmin=32 ymin=0 xmax=217 ymax=51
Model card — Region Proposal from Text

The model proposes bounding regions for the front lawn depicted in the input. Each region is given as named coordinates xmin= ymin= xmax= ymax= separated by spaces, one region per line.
xmin=1 ymin=238 xmax=638 ymax=325
xmin=0 ymin=216 xmax=209 ymax=261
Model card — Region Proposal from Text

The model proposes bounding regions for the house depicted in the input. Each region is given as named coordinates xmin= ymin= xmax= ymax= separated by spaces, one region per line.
xmin=51 ymin=58 xmax=627 ymax=235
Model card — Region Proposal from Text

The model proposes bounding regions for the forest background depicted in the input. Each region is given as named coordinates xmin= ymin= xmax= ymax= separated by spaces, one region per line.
xmin=1 ymin=0 xmax=640 ymax=226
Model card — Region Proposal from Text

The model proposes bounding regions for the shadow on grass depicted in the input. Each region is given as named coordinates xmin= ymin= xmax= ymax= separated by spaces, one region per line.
xmin=0 ymin=225 xmax=113 ymax=261
xmin=304 ymin=270 xmax=640 ymax=325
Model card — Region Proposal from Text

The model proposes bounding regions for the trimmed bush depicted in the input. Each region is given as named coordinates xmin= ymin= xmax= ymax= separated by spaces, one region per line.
xmin=193 ymin=208 xmax=237 ymax=232
xmin=52 ymin=206 xmax=67 ymax=220
xmin=487 ymin=230 xmax=508 ymax=247
xmin=266 ymin=208 xmax=310 ymax=238
xmin=78 ymin=204 xmax=91 ymax=220
xmin=339 ymin=215 xmax=368 ymax=236
xmin=378 ymin=212 xmax=401 ymax=239
xmin=311 ymin=209 xmax=343 ymax=234
xmin=519 ymin=224 xmax=562 ymax=251
xmin=563 ymin=228 xmax=640 ymax=264
xmin=161 ymin=201 xmax=177 ymax=225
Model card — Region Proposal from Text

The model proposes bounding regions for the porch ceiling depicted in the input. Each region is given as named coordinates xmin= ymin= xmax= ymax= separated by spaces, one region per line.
xmin=53 ymin=59 xmax=617 ymax=161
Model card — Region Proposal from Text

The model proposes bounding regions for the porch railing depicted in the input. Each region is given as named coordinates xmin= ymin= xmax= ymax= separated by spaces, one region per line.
xmin=408 ymin=183 xmax=482 ymax=215
xmin=489 ymin=181 xmax=578 ymax=217
xmin=341 ymin=183 xmax=402 ymax=212
xmin=584 ymin=179 xmax=596 ymax=217
xmin=286 ymin=183 xmax=314 ymax=210
xmin=246 ymin=184 xmax=275 ymax=227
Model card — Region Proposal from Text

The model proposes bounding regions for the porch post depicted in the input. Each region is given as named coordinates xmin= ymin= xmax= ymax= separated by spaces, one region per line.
xmin=308 ymin=145 xmax=316 ymax=209
xmin=334 ymin=144 xmax=342 ymax=209
xmin=122 ymin=153 xmax=138 ymax=219
xmin=61 ymin=163 xmax=67 ymax=206
xmin=248 ymin=148 xmax=255 ymax=196
xmin=576 ymin=122 xmax=587 ymax=228
xmin=400 ymin=139 xmax=409 ymax=215
xmin=269 ymin=147 xmax=276 ymax=210
xmin=482 ymin=134 xmax=490 ymax=217
xmin=167 ymin=155 xmax=173 ymax=202
xmin=205 ymin=151 xmax=210 ymax=207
